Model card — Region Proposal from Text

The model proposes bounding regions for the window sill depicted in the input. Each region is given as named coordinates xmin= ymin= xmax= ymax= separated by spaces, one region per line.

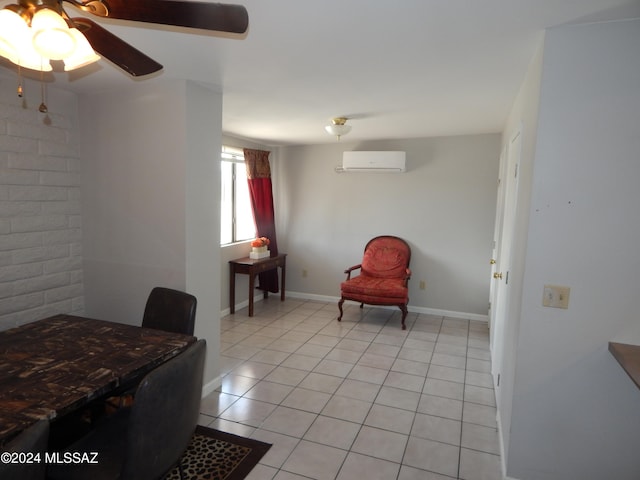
xmin=221 ymin=240 xmax=252 ymax=249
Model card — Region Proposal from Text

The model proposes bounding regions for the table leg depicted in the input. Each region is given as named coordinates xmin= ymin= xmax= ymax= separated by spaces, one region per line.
xmin=280 ymin=264 xmax=286 ymax=302
xmin=229 ymin=265 xmax=236 ymax=314
xmin=248 ymin=273 xmax=255 ymax=317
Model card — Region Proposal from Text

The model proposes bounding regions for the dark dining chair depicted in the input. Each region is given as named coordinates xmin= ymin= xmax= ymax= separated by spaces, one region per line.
xmin=47 ymin=339 xmax=206 ymax=480
xmin=142 ymin=286 xmax=197 ymax=336
xmin=104 ymin=287 xmax=197 ymax=412
xmin=0 ymin=419 xmax=49 ymax=480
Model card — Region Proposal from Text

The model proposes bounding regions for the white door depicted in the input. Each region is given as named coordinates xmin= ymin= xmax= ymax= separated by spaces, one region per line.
xmin=490 ymin=129 xmax=521 ymax=408
xmin=489 ymin=145 xmax=508 ymax=348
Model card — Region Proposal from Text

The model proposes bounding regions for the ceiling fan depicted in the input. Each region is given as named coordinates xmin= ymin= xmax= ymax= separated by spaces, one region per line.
xmin=0 ymin=0 xmax=248 ymax=76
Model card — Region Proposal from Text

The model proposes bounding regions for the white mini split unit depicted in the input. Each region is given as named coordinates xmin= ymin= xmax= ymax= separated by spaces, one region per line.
xmin=338 ymin=151 xmax=406 ymax=173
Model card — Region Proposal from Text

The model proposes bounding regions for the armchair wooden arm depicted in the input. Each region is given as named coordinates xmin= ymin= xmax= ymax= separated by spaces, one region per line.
xmin=403 ymin=268 xmax=412 ymax=286
xmin=344 ymin=264 xmax=362 ymax=280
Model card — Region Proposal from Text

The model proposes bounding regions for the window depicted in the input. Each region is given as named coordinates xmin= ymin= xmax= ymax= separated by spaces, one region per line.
xmin=220 ymin=147 xmax=255 ymax=245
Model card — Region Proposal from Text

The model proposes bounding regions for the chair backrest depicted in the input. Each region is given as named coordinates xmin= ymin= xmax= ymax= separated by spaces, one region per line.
xmin=142 ymin=287 xmax=197 ymax=336
xmin=361 ymin=235 xmax=411 ymax=279
xmin=120 ymin=339 xmax=206 ymax=480
xmin=0 ymin=419 xmax=49 ymax=480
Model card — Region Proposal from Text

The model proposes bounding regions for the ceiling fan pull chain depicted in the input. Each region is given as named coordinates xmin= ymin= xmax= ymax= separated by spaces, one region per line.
xmin=39 ymin=69 xmax=48 ymax=114
xmin=16 ymin=65 xmax=23 ymax=98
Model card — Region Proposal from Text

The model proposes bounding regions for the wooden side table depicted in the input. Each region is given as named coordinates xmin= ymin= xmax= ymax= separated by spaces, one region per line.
xmin=229 ymin=253 xmax=287 ymax=316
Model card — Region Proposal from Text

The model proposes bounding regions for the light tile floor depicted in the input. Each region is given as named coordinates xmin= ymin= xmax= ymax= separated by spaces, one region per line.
xmin=199 ymin=298 xmax=502 ymax=480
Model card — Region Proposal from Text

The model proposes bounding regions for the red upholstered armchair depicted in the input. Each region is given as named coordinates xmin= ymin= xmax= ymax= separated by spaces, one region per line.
xmin=338 ymin=235 xmax=412 ymax=329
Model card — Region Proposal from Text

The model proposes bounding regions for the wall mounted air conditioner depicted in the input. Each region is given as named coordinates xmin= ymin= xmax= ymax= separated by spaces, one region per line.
xmin=338 ymin=151 xmax=406 ymax=173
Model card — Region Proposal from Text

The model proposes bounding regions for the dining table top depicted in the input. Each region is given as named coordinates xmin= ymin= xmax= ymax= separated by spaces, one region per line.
xmin=0 ymin=314 xmax=196 ymax=444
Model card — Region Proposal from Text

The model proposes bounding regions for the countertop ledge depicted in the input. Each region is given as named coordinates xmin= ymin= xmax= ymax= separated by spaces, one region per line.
xmin=609 ymin=342 xmax=640 ymax=389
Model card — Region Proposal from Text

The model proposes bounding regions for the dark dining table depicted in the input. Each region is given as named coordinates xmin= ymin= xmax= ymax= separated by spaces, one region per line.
xmin=0 ymin=314 xmax=196 ymax=445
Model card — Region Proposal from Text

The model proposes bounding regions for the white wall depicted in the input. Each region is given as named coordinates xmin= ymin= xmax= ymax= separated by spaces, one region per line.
xmin=505 ymin=19 xmax=640 ymax=480
xmin=185 ymin=82 xmax=223 ymax=391
xmin=495 ymin=39 xmax=545 ymax=467
xmin=80 ymin=79 xmax=223 ymax=387
xmin=273 ymin=135 xmax=500 ymax=318
xmin=0 ymin=74 xmax=85 ymax=330
xmin=80 ymin=80 xmax=187 ymax=324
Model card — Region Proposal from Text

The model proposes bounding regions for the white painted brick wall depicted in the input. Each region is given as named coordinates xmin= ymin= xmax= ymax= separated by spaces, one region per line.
xmin=0 ymin=77 xmax=84 ymax=331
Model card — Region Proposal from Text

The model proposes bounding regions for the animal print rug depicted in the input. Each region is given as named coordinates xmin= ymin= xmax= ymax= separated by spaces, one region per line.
xmin=163 ymin=425 xmax=271 ymax=480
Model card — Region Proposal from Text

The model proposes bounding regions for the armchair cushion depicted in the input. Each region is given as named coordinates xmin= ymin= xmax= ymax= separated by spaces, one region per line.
xmin=341 ymin=274 xmax=408 ymax=300
xmin=361 ymin=239 xmax=410 ymax=279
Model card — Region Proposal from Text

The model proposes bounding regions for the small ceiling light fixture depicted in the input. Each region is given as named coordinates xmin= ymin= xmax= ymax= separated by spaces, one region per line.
xmin=325 ymin=117 xmax=352 ymax=141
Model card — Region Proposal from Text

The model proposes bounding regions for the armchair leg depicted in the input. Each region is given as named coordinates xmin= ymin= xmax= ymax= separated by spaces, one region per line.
xmin=337 ymin=298 xmax=344 ymax=321
xmin=400 ymin=305 xmax=408 ymax=330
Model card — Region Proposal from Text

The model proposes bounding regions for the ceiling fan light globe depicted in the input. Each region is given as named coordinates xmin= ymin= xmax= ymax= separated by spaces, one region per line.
xmin=15 ymin=46 xmax=52 ymax=71
xmin=31 ymin=8 xmax=76 ymax=60
xmin=0 ymin=9 xmax=29 ymax=64
xmin=0 ymin=37 xmax=19 ymax=64
xmin=63 ymin=28 xmax=100 ymax=71
xmin=325 ymin=124 xmax=351 ymax=137
xmin=15 ymin=51 xmax=52 ymax=71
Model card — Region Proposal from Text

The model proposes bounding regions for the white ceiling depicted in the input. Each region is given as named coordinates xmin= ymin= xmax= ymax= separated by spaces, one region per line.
xmin=3 ymin=0 xmax=639 ymax=146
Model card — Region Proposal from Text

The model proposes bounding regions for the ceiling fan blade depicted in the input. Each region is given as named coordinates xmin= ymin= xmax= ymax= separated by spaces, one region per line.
xmin=73 ymin=17 xmax=163 ymax=77
xmin=85 ymin=0 xmax=249 ymax=34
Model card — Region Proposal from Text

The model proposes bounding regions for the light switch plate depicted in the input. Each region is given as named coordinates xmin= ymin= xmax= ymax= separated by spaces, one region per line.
xmin=543 ymin=285 xmax=570 ymax=309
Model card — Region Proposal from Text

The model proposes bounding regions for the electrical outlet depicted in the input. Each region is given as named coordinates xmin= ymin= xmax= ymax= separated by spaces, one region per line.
xmin=542 ymin=285 xmax=570 ymax=309
xmin=302 ymin=269 xmax=308 ymax=278
xmin=419 ymin=280 xmax=426 ymax=290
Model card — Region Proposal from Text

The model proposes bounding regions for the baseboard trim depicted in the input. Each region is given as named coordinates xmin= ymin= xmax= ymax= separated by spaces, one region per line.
xmin=220 ymin=293 xmax=267 ymax=317
xmin=202 ymin=375 xmax=222 ymax=398
xmin=221 ymin=291 xmax=488 ymax=323
xmin=285 ymin=291 xmax=337 ymax=303
xmin=410 ymin=305 xmax=489 ymax=322
xmin=285 ymin=291 xmax=489 ymax=322
xmin=497 ymin=413 xmax=521 ymax=480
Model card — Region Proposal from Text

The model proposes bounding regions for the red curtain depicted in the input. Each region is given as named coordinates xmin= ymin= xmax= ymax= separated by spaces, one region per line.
xmin=244 ymin=148 xmax=279 ymax=293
